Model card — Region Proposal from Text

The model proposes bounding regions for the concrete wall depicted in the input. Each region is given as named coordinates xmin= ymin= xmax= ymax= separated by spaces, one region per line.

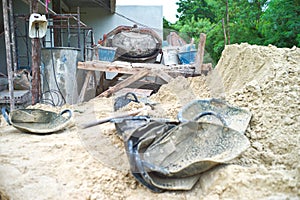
xmin=80 ymin=5 xmax=163 ymax=43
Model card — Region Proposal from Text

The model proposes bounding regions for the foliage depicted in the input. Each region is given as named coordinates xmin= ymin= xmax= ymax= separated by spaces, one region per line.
xmin=176 ymin=0 xmax=216 ymax=23
xmin=173 ymin=17 xmax=212 ymax=43
xmin=260 ymin=0 xmax=300 ymax=47
xmin=163 ymin=17 xmax=174 ymax=40
xmin=164 ymin=0 xmax=300 ymax=64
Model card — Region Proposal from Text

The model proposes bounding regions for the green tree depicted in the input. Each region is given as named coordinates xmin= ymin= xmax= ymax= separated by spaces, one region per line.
xmin=164 ymin=0 xmax=299 ymax=64
xmin=176 ymin=0 xmax=216 ymax=23
xmin=260 ymin=0 xmax=300 ymax=47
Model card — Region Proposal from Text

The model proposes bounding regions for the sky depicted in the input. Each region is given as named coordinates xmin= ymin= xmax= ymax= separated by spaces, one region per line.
xmin=116 ymin=0 xmax=179 ymax=23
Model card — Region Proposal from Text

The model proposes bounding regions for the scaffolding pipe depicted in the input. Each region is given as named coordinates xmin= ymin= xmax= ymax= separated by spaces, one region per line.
xmin=77 ymin=7 xmax=81 ymax=49
xmin=2 ymin=0 xmax=15 ymax=110
xmin=9 ymin=0 xmax=17 ymax=73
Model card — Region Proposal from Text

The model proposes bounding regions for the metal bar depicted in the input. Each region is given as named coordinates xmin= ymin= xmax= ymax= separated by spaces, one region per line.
xmin=83 ymin=29 xmax=86 ymax=60
xmin=77 ymin=7 xmax=81 ymax=49
xmin=67 ymin=17 xmax=70 ymax=47
xmin=9 ymin=0 xmax=17 ymax=73
xmin=14 ymin=15 xmax=20 ymax=70
xmin=25 ymin=18 xmax=30 ymax=68
xmin=47 ymin=25 xmax=92 ymax=29
xmin=2 ymin=0 xmax=15 ymax=110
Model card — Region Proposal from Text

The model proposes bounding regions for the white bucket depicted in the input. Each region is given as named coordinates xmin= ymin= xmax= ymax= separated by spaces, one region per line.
xmin=162 ymin=47 xmax=179 ymax=66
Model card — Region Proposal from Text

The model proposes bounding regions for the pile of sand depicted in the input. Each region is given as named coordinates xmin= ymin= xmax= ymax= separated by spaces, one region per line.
xmin=145 ymin=43 xmax=300 ymax=199
xmin=0 ymin=43 xmax=299 ymax=199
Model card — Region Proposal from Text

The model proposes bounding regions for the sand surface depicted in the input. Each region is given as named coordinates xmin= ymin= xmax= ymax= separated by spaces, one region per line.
xmin=0 ymin=43 xmax=299 ymax=199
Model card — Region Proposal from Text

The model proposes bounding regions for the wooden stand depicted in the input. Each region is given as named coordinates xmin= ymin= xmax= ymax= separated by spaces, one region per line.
xmin=77 ymin=61 xmax=180 ymax=98
xmin=77 ymin=32 xmax=212 ymax=100
xmin=77 ymin=58 xmax=215 ymax=99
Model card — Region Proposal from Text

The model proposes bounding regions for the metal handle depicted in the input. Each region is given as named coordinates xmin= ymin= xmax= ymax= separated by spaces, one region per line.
xmin=125 ymin=92 xmax=139 ymax=103
xmin=1 ymin=107 xmax=11 ymax=125
xmin=193 ymin=111 xmax=227 ymax=126
xmin=60 ymin=109 xmax=72 ymax=120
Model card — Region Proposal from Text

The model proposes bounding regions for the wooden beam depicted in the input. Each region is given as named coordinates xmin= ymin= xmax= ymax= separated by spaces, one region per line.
xmin=78 ymin=60 xmax=200 ymax=77
xmin=97 ymin=70 xmax=149 ymax=98
xmin=96 ymin=72 xmax=105 ymax=95
xmin=2 ymin=0 xmax=15 ymax=110
xmin=53 ymin=0 xmax=61 ymax=46
xmin=194 ymin=33 xmax=206 ymax=74
xmin=151 ymin=69 xmax=173 ymax=83
xmin=78 ymin=61 xmax=147 ymax=74
xmin=78 ymin=71 xmax=93 ymax=103
xmin=31 ymin=0 xmax=41 ymax=105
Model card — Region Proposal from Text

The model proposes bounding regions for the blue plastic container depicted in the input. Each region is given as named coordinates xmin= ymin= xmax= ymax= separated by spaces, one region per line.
xmin=98 ymin=47 xmax=117 ymax=62
xmin=178 ymin=51 xmax=197 ymax=64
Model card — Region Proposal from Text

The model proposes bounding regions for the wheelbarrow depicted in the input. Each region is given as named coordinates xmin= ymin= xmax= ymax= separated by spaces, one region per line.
xmin=1 ymin=107 xmax=72 ymax=134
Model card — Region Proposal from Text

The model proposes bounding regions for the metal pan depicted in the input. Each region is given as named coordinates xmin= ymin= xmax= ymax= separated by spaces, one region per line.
xmin=178 ymin=98 xmax=252 ymax=133
xmin=1 ymin=107 xmax=72 ymax=134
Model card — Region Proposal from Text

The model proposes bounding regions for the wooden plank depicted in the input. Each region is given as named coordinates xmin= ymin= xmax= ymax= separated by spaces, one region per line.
xmin=2 ymin=0 xmax=14 ymax=110
xmin=97 ymin=70 xmax=149 ymax=98
xmin=78 ymin=60 xmax=200 ymax=78
xmin=31 ymin=0 xmax=41 ymax=105
xmin=194 ymin=33 xmax=206 ymax=74
xmin=78 ymin=71 xmax=93 ymax=103
xmin=53 ymin=0 xmax=62 ymax=47
xmin=78 ymin=60 xmax=168 ymax=74
xmin=78 ymin=61 xmax=139 ymax=74
xmin=96 ymin=72 xmax=105 ymax=94
xmin=131 ymin=62 xmax=166 ymax=69
xmin=151 ymin=69 xmax=174 ymax=83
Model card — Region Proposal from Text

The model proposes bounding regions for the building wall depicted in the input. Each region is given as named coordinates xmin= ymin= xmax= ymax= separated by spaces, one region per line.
xmin=79 ymin=5 xmax=163 ymax=43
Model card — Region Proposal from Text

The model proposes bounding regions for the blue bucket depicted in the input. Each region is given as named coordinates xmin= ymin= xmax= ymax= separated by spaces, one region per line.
xmin=178 ymin=51 xmax=197 ymax=64
xmin=98 ymin=47 xmax=117 ymax=62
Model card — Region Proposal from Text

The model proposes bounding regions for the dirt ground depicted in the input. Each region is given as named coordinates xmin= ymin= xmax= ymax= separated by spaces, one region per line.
xmin=0 ymin=43 xmax=299 ymax=199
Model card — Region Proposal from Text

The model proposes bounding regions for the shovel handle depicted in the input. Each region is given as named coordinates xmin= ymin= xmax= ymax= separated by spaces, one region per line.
xmin=1 ymin=107 xmax=11 ymax=125
xmin=81 ymin=107 xmax=145 ymax=129
xmin=193 ymin=111 xmax=227 ymax=126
